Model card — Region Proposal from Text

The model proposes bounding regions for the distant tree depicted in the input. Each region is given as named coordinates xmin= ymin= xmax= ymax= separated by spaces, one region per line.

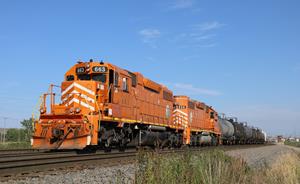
xmin=6 ymin=129 xmax=18 ymax=142
xmin=6 ymin=128 xmax=26 ymax=142
xmin=20 ymin=118 xmax=34 ymax=142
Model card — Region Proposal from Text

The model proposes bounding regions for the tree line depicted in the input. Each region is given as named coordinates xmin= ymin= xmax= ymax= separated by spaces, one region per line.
xmin=1 ymin=118 xmax=33 ymax=143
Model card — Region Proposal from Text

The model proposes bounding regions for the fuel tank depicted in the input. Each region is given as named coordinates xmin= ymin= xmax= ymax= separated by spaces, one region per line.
xmin=199 ymin=135 xmax=212 ymax=145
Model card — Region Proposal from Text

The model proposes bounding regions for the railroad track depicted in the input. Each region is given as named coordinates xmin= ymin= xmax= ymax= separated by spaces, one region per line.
xmin=0 ymin=149 xmax=35 ymax=153
xmin=0 ymin=149 xmax=76 ymax=158
xmin=0 ymin=151 xmax=136 ymax=170
xmin=0 ymin=144 xmax=269 ymax=180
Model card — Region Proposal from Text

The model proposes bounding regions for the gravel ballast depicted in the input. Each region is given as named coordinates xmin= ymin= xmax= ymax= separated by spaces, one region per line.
xmin=1 ymin=164 xmax=135 ymax=184
xmin=226 ymin=144 xmax=300 ymax=168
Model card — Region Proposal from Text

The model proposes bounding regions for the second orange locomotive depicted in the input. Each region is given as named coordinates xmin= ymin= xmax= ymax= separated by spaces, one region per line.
xmin=32 ymin=60 xmax=221 ymax=150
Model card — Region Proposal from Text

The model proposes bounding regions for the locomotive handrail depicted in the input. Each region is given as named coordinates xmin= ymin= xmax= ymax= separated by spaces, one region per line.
xmin=94 ymin=94 xmax=103 ymax=131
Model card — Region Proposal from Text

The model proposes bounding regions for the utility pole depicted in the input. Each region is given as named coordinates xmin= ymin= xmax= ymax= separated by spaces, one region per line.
xmin=18 ymin=128 xmax=20 ymax=142
xmin=3 ymin=117 xmax=7 ymax=143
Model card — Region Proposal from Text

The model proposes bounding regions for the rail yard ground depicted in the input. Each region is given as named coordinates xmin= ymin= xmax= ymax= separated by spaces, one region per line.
xmin=0 ymin=144 xmax=299 ymax=184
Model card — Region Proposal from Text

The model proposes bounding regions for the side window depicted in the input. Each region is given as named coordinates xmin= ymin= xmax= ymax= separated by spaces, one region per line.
xmin=210 ymin=112 xmax=214 ymax=119
xmin=122 ymin=78 xmax=128 ymax=91
xmin=188 ymin=101 xmax=195 ymax=109
xmin=128 ymin=72 xmax=137 ymax=87
xmin=166 ymin=105 xmax=171 ymax=118
xmin=163 ymin=91 xmax=173 ymax=101
xmin=114 ymin=72 xmax=119 ymax=86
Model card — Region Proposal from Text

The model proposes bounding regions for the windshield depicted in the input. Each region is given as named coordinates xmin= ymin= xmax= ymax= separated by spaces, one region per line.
xmin=78 ymin=74 xmax=91 ymax=80
xmin=92 ymin=74 xmax=106 ymax=83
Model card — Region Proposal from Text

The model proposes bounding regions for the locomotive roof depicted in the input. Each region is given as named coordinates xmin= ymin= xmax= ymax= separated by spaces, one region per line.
xmin=67 ymin=60 xmax=173 ymax=93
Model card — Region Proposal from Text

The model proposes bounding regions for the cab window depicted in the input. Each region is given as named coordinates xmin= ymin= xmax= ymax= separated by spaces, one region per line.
xmin=92 ymin=74 xmax=106 ymax=83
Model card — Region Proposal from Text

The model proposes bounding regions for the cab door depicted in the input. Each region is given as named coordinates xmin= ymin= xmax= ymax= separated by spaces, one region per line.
xmin=108 ymin=69 xmax=114 ymax=103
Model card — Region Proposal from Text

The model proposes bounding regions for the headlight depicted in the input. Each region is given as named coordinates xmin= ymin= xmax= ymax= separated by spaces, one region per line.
xmin=75 ymin=107 xmax=81 ymax=113
xmin=69 ymin=107 xmax=74 ymax=113
xmin=108 ymin=108 xmax=113 ymax=116
xmin=40 ymin=108 xmax=45 ymax=114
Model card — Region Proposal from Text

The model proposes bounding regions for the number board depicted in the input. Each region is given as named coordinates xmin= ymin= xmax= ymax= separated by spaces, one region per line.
xmin=76 ymin=67 xmax=86 ymax=74
xmin=92 ymin=66 xmax=107 ymax=73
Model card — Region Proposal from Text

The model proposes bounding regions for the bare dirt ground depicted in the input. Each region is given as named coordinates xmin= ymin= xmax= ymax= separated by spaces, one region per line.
xmin=226 ymin=144 xmax=300 ymax=168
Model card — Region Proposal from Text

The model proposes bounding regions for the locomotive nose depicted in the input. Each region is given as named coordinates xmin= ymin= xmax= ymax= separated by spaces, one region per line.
xmin=61 ymin=81 xmax=97 ymax=114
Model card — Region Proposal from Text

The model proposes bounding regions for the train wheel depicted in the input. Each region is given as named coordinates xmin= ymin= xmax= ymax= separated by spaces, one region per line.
xmin=118 ymin=139 xmax=127 ymax=152
xmin=76 ymin=146 xmax=97 ymax=154
xmin=104 ymin=137 xmax=113 ymax=152
xmin=104 ymin=145 xmax=112 ymax=152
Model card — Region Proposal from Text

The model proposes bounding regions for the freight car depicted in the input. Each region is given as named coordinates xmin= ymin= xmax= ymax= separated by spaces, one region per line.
xmin=31 ymin=60 xmax=265 ymax=151
xmin=219 ymin=116 xmax=266 ymax=145
xmin=218 ymin=115 xmax=235 ymax=145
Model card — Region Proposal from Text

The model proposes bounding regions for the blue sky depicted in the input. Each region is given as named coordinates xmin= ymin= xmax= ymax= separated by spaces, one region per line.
xmin=0 ymin=0 xmax=299 ymax=136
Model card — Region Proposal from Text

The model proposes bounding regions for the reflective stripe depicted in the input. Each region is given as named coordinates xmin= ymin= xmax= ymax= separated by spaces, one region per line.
xmin=62 ymin=83 xmax=95 ymax=96
xmin=173 ymin=109 xmax=188 ymax=116
xmin=172 ymin=114 xmax=188 ymax=120
xmin=62 ymin=90 xmax=95 ymax=104
xmin=62 ymin=83 xmax=75 ymax=96
xmin=68 ymin=98 xmax=95 ymax=111
xmin=173 ymin=109 xmax=189 ymax=125
xmin=73 ymin=83 xmax=95 ymax=96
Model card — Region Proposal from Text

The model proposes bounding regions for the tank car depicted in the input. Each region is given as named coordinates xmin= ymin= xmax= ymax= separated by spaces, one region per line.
xmin=242 ymin=123 xmax=253 ymax=144
xmin=262 ymin=130 xmax=267 ymax=142
xmin=256 ymin=129 xmax=266 ymax=144
xmin=218 ymin=115 xmax=235 ymax=144
xmin=227 ymin=118 xmax=246 ymax=144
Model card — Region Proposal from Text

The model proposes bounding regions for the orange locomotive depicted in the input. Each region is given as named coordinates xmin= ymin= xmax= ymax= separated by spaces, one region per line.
xmin=32 ymin=60 xmax=220 ymax=150
xmin=173 ymin=96 xmax=221 ymax=146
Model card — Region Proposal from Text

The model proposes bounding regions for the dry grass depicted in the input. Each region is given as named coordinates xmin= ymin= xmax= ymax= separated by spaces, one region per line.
xmin=285 ymin=141 xmax=300 ymax=148
xmin=135 ymin=149 xmax=300 ymax=184
xmin=253 ymin=152 xmax=300 ymax=184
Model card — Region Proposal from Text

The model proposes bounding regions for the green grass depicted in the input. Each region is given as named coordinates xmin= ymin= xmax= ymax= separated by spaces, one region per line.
xmin=0 ymin=142 xmax=31 ymax=150
xmin=135 ymin=149 xmax=300 ymax=184
xmin=285 ymin=141 xmax=300 ymax=148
